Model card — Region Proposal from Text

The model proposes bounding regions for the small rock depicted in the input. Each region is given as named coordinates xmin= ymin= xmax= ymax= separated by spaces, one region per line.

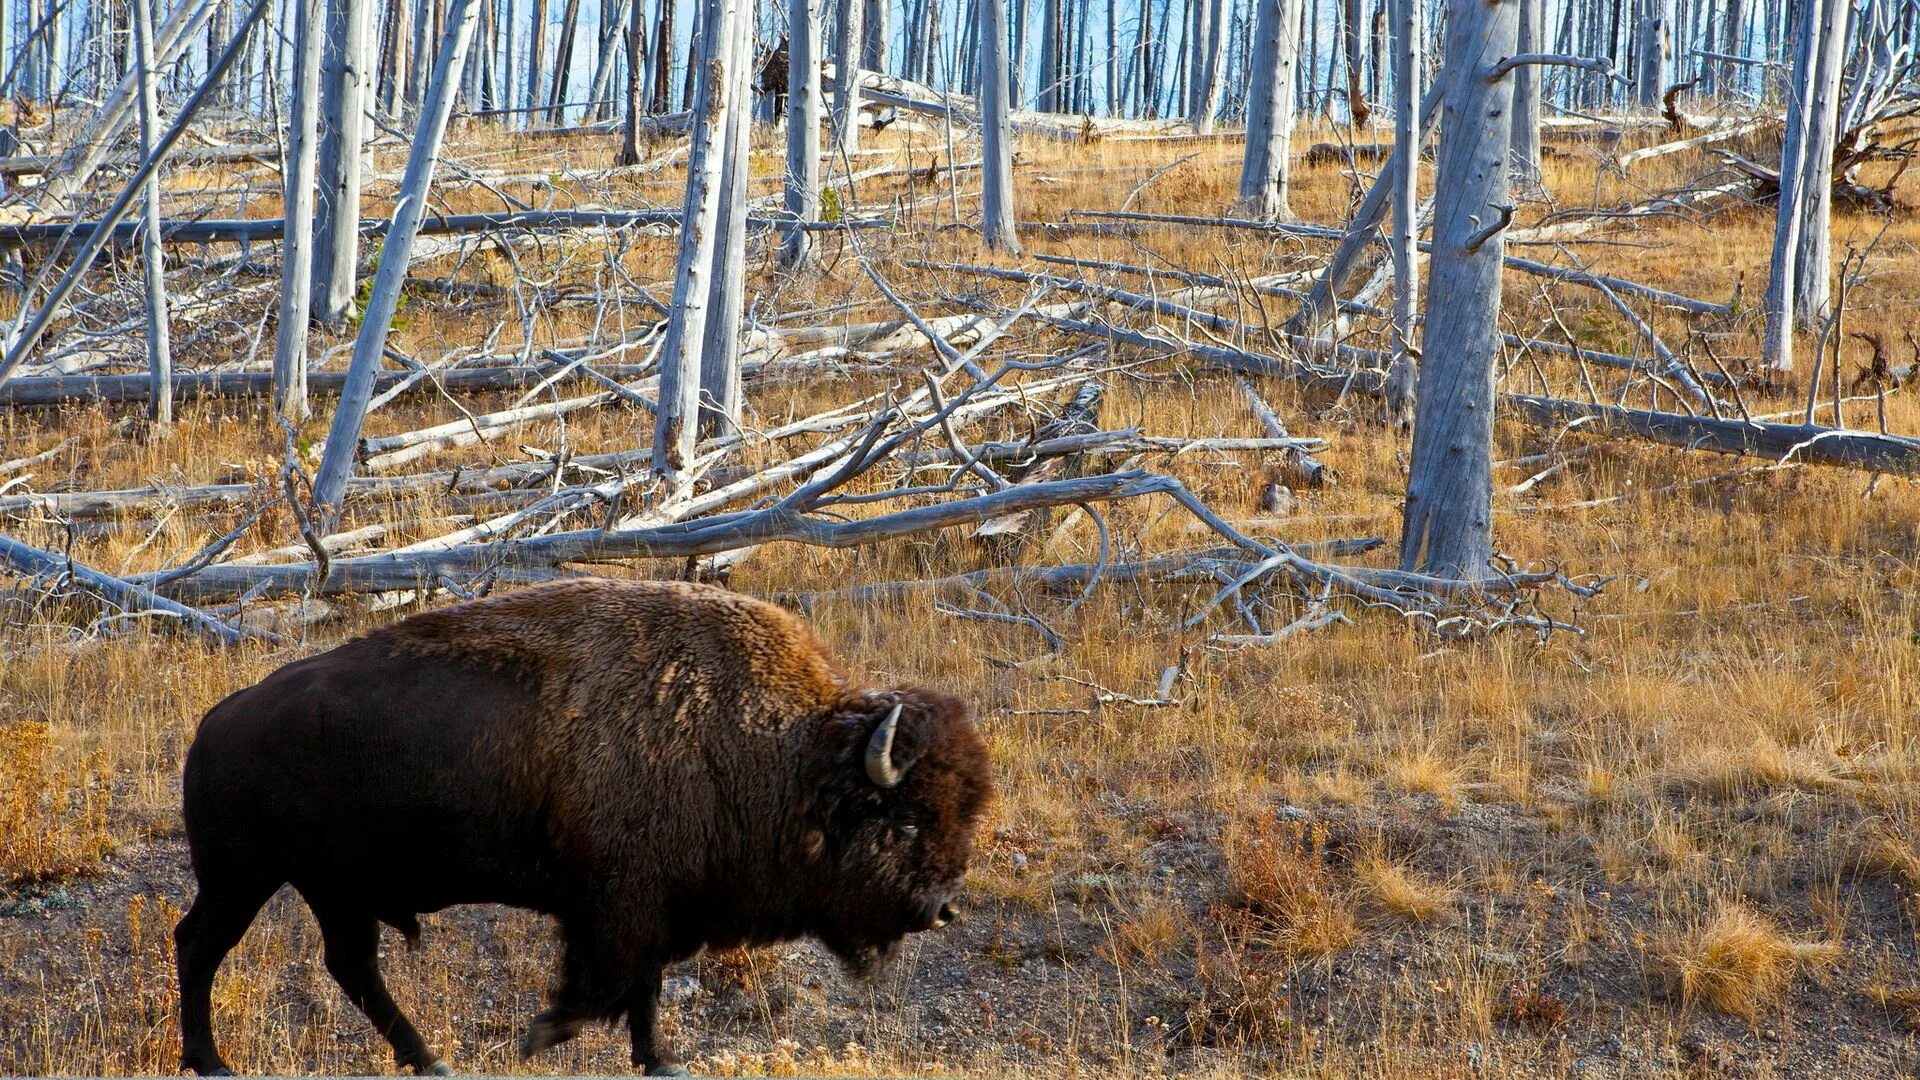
xmin=1011 ymin=851 xmax=1029 ymax=873
xmin=1277 ymin=805 xmax=1311 ymax=822
xmin=1481 ymin=951 xmax=1520 ymax=969
xmin=1260 ymin=482 xmax=1298 ymax=515
xmin=662 ymin=975 xmax=700 ymax=1005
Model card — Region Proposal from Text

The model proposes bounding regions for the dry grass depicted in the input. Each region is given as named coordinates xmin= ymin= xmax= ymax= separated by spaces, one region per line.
xmin=3 ymin=116 xmax=1920 ymax=1075
xmin=1653 ymin=901 xmax=1843 ymax=1019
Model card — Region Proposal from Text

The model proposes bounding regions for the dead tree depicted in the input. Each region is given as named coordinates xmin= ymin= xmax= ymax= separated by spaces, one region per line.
xmin=833 ymin=0 xmax=864 ymax=152
xmin=1341 ymin=0 xmax=1369 ymax=126
xmin=701 ymin=2 xmax=754 ymax=436
xmin=1509 ymin=0 xmax=1542 ymax=189
xmin=1789 ymin=0 xmax=1849 ymax=330
xmin=1237 ymin=0 xmax=1302 ymax=220
xmin=1761 ymin=0 xmax=1846 ymax=374
xmin=979 ymin=0 xmax=1021 ymax=251
xmin=313 ymin=0 xmax=373 ymax=324
xmin=1384 ymin=0 xmax=1422 ymax=423
xmin=309 ymin=0 xmax=486 ymax=530
xmin=132 ymin=0 xmax=172 ymax=427
xmin=1402 ymin=0 xmax=1518 ymax=580
xmin=274 ymin=0 xmax=327 ymax=422
xmin=782 ymin=0 xmax=822 ymax=267
xmin=1188 ymin=0 xmax=1228 ymax=132
xmin=1635 ymin=0 xmax=1670 ymax=110
xmin=653 ymin=0 xmax=747 ymax=476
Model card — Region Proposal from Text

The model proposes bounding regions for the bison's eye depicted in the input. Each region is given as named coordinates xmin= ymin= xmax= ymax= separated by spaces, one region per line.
xmin=896 ymin=823 xmax=920 ymax=840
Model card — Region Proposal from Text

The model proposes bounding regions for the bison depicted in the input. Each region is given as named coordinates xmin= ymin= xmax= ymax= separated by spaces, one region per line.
xmin=175 ymin=578 xmax=993 ymax=1076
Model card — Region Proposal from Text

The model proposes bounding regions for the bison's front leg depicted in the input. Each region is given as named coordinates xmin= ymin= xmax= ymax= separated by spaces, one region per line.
xmin=626 ymin=962 xmax=688 ymax=1076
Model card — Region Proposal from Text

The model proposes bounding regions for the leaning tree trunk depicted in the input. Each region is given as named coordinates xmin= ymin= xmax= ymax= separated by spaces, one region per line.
xmin=979 ymin=0 xmax=1020 ymax=250
xmin=832 ymin=0 xmax=864 ymax=151
xmin=783 ymin=0 xmax=823 ymax=268
xmin=132 ymin=0 xmax=173 ymax=427
xmin=1236 ymin=0 xmax=1301 ymax=220
xmin=1789 ymin=0 xmax=1847 ymax=330
xmin=1383 ymin=0 xmax=1422 ymax=425
xmin=652 ymin=0 xmax=745 ymax=477
xmin=273 ymin=0 xmax=327 ymax=422
xmin=1401 ymin=0 xmax=1518 ymax=580
xmin=1509 ymin=0 xmax=1543 ymax=189
xmin=313 ymin=0 xmax=373 ymax=325
xmin=308 ymin=0 xmax=484 ymax=529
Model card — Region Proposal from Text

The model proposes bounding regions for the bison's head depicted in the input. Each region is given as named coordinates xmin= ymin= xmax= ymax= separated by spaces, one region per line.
xmin=802 ymin=687 xmax=993 ymax=976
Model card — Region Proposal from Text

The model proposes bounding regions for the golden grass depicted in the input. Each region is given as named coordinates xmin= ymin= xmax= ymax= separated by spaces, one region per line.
xmin=1653 ymin=901 xmax=1842 ymax=1019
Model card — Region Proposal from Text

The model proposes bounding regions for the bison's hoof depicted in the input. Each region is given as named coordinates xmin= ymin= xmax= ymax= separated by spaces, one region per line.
xmin=519 ymin=1014 xmax=583 ymax=1059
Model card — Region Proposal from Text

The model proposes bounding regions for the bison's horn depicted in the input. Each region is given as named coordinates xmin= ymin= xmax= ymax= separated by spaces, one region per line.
xmin=865 ymin=703 xmax=906 ymax=788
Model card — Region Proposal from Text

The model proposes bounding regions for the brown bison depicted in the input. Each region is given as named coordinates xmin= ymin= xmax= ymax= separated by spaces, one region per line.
xmin=175 ymin=579 xmax=993 ymax=1077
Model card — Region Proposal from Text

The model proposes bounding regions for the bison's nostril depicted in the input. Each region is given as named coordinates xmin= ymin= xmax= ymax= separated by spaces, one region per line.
xmin=936 ymin=902 xmax=960 ymax=926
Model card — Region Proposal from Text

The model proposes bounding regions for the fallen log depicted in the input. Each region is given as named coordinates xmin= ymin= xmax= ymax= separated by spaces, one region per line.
xmin=0 ymin=361 xmax=656 ymax=407
xmin=0 ymin=532 xmax=269 ymax=644
xmin=0 ymin=141 xmax=280 ymax=177
xmin=0 ymin=208 xmax=889 ymax=248
xmin=1505 ymin=396 xmax=1920 ymax=475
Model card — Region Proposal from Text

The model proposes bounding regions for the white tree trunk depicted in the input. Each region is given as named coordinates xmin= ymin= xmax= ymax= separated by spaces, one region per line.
xmin=1761 ymin=0 xmax=1837 ymax=373
xmin=653 ymin=0 xmax=744 ymax=475
xmin=1189 ymin=0 xmax=1227 ymax=132
xmin=1509 ymin=0 xmax=1542 ymax=188
xmin=132 ymin=0 xmax=173 ymax=426
xmin=783 ymin=0 xmax=823 ymax=267
xmin=1383 ymin=0 xmax=1421 ymax=423
xmin=1635 ymin=0 xmax=1670 ymax=109
xmin=273 ymin=0 xmax=326 ymax=422
xmin=699 ymin=1 xmax=753 ymax=435
xmin=308 ymin=0 xmax=484 ymax=528
xmin=833 ymin=0 xmax=864 ymax=151
xmin=1789 ymin=0 xmax=1847 ymax=329
xmin=1236 ymin=0 xmax=1301 ymax=220
xmin=313 ymin=0 xmax=374 ymax=325
xmin=1401 ymin=0 xmax=1518 ymax=580
xmin=979 ymin=0 xmax=1020 ymax=251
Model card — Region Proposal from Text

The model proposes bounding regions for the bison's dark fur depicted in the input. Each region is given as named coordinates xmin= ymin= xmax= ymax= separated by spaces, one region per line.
xmin=175 ymin=579 xmax=993 ymax=1076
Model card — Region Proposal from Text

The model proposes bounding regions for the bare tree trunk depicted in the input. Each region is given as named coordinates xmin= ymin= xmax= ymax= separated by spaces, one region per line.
xmin=782 ymin=0 xmax=822 ymax=267
xmin=1383 ymin=0 xmax=1421 ymax=424
xmin=979 ymin=0 xmax=1019 ymax=250
xmin=309 ymin=0 xmax=483 ymax=528
xmin=653 ymin=0 xmax=743 ymax=476
xmin=833 ymin=0 xmax=863 ymax=150
xmin=619 ymin=0 xmax=648 ymax=162
xmin=700 ymin=1 xmax=752 ymax=436
xmin=524 ymin=0 xmax=546 ymax=112
xmin=1341 ymin=0 xmax=1368 ymax=125
xmin=1509 ymin=0 xmax=1542 ymax=188
xmin=273 ymin=0 xmax=325 ymax=422
xmin=1401 ymin=0 xmax=1518 ymax=580
xmin=588 ymin=0 xmax=631 ymax=119
xmin=862 ymin=0 xmax=888 ymax=71
xmin=313 ymin=0 xmax=372 ymax=325
xmin=1236 ymin=0 xmax=1300 ymax=220
xmin=1761 ymin=0 xmax=1837 ymax=373
xmin=1636 ymin=0 xmax=1670 ymax=108
xmin=653 ymin=0 xmax=675 ymax=110
xmin=1188 ymin=0 xmax=1225 ymax=131
xmin=546 ymin=0 xmax=581 ymax=121
xmin=1789 ymin=0 xmax=1846 ymax=329
xmin=132 ymin=0 xmax=172 ymax=427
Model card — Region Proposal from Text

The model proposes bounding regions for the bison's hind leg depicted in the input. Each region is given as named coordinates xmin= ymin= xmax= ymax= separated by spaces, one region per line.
xmin=175 ymin=877 xmax=278 ymax=1075
xmin=306 ymin=901 xmax=449 ymax=1075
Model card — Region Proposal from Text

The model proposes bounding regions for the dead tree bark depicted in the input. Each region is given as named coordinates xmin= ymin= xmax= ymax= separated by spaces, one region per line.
xmin=132 ymin=0 xmax=172 ymax=427
xmin=1761 ymin=0 xmax=1842 ymax=374
xmin=619 ymin=0 xmax=648 ymax=162
xmin=783 ymin=0 xmax=823 ymax=267
xmin=313 ymin=0 xmax=373 ymax=325
xmin=653 ymin=0 xmax=745 ymax=476
xmin=833 ymin=0 xmax=865 ymax=152
xmin=308 ymin=0 xmax=484 ymax=529
xmin=1509 ymin=0 xmax=1543 ymax=188
xmin=1236 ymin=0 xmax=1302 ymax=220
xmin=274 ymin=0 xmax=327 ymax=422
xmin=1401 ymin=0 xmax=1517 ymax=580
xmin=1789 ymin=0 xmax=1847 ymax=330
xmin=979 ymin=0 xmax=1021 ymax=251
xmin=700 ymin=1 xmax=753 ymax=436
xmin=1635 ymin=0 xmax=1670 ymax=109
xmin=1384 ymin=0 xmax=1421 ymax=423
xmin=1341 ymin=0 xmax=1369 ymax=125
